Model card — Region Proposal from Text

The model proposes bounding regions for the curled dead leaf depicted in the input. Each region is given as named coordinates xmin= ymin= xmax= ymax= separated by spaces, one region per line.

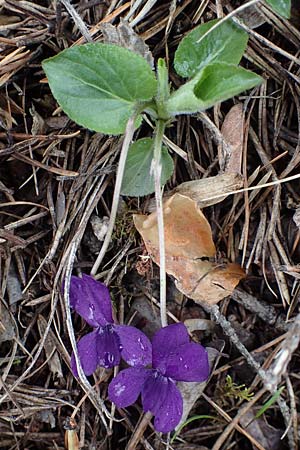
xmin=0 ymin=302 xmax=16 ymax=343
xmin=135 ymin=194 xmax=215 ymax=259
xmin=64 ymin=418 xmax=79 ymax=450
xmin=168 ymin=173 xmax=243 ymax=208
xmin=100 ymin=19 xmax=154 ymax=68
xmin=172 ymin=259 xmax=245 ymax=305
xmin=134 ymin=194 xmax=244 ymax=305
xmin=37 ymin=315 xmax=63 ymax=379
xmin=221 ymin=103 xmax=245 ymax=175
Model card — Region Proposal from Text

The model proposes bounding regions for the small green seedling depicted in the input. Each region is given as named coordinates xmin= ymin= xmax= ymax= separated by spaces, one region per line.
xmin=255 ymin=386 xmax=285 ymax=418
xmin=43 ymin=18 xmax=262 ymax=197
xmin=42 ymin=1 xmax=290 ymax=197
xmin=171 ymin=415 xmax=216 ymax=443
xmin=223 ymin=375 xmax=254 ymax=402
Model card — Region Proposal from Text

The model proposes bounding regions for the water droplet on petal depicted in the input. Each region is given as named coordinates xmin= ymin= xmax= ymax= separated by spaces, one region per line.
xmin=137 ymin=337 xmax=145 ymax=351
xmin=87 ymin=303 xmax=96 ymax=320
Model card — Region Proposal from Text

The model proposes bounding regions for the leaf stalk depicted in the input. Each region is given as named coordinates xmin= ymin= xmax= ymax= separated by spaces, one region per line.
xmin=91 ymin=113 xmax=138 ymax=275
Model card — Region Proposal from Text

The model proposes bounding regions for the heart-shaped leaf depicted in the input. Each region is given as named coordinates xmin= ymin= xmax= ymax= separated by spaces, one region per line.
xmin=42 ymin=43 xmax=157 ymax=135
xmin=121 ymin=138 xmax=174 ymax=197
xmin=167 ymin=63 xmax=262 ymax=115
xmin=174 ymin=19 xmax=248 ymax=79
xmin=265 ymin=0 xmax=291 ymax=19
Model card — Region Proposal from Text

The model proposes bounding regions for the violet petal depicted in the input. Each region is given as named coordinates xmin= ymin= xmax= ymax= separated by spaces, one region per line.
xmin=97 ymin=326 xmax=121 ymax=368
xmin=108 ymin=367 xmax=148 ymax=407
xmin=141 ymin=371 xmax=183 ymax=433
xmin=141 ymin=370 xmax=169 ymax=415
xmin=71 ymin=330 xmax=98 ymax=377
xmin=164 ymin=342 xmax=209 ymax=382
xmin=152 ymin=323 xmax=190 ymax=373
xmin=69 ymin=274 xmax=113 ymax=327
xmin=154 ymin=381 xmax=183 ymax=433
xmin=114 ymin=325 xmax=152 ymax=367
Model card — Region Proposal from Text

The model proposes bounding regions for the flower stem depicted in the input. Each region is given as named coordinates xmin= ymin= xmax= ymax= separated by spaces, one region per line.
xmin=152 ymin=119 xmax=167 ymax=327
xmin=156 ymin=58 xmax=170 ymax=120
xmin=91 ymin=114 xmax=137 ymax=276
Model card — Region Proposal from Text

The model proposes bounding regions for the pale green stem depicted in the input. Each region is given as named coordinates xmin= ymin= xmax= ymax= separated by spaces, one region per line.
xmin=91 ymin=114 xmax=137 ymax=276
xmin=151 ymin=119 xmax=167 ymax=327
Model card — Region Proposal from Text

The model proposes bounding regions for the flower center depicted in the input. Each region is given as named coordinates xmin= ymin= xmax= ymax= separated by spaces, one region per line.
xmin=97 ymin=324 xmax=122 ymax=368
xmin=98 ymin=323 xmax=113 ymax=335
xmin=153 ymin=368 xmax=170 ymax=383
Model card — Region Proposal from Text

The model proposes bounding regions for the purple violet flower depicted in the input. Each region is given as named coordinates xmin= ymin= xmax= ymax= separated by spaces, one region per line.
xmin=68 ymin=274 xmax=152 ymax=376
xmin=108 ymin=323 xmax=209 ymax=433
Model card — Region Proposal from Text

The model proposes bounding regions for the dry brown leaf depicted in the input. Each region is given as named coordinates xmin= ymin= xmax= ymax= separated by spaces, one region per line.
xmin=135 ymin=194 xmax=215 ymax=259
xmin=293 ymin=207 xmax=300 ymax=228
xmin=37 ymin=315 xmax=63 ymax=379
xmin=173 ymin=259 xmax=245 ymax=304
xmin=7 ymin=263 xmax=23 ymax=305
xmin=100 ymin=18 xmax=154 ymax=68
xmin=221 ymin=103 xmax=245 ymax=175
xmin=236 ymin=5 xmax=266 ymax=29
xmin=166 ymin=173 xmax=243 ymax=208
xmin=134 ymin=194 xmax=244 ymax=305
xmin=239 ymin=410 xmax=282 ymax=450
xmin=0 ymin=302 xmax=16 ymax=343
xmin=184 ymin=318 xmax=213 ymax=333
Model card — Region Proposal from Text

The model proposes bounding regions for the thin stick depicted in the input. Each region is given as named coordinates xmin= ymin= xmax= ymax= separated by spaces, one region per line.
xmin=195 ymin=0 xmax=261 ymax=44
xmin=265 ymin=312 xmax=300 ymax=392
xmin=203 ymin=392 xmax=266 ymax=450
xmin=91 ymin=114 xmax=137 ymax=275
xmin=208 ymin=304 xmax=268 ymax=382
xmin=59 ymin=0 xmax=93 ymax=43
xmin=207 ymin=303 xmax=294 ymax=448
xmin=211 ymin=388 xmax=266 ymax=450
xmin=125 ymin=412 xmax=153 ymax=450
xmin=129 ymin=0 xmax=159 ymax=27
xmin=201 ymin=171 xmax=300 ymax=203
xmin=0 ymin=292 xmax=59 ymax=405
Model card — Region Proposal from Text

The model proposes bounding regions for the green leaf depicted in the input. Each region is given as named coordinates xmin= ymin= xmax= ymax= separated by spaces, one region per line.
xmin=167 ymin=63 xmax=262 ymax=115
xmin=121 ymin=138 xmax=174 ymax=197
xmin=42 ymin=43 xmax=157 ymax=135
xmin=265 ymin=0 xmax=291 ymax=19
xmin=194 ymin=63 xmax=262 ymax=104
xmin=171 ymin=415 xmax=215 ymax=444
xmin=255 ymin=387 xmax=285 ymax=419
xmin=174 ymin=19 xmax=248 ymax=79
